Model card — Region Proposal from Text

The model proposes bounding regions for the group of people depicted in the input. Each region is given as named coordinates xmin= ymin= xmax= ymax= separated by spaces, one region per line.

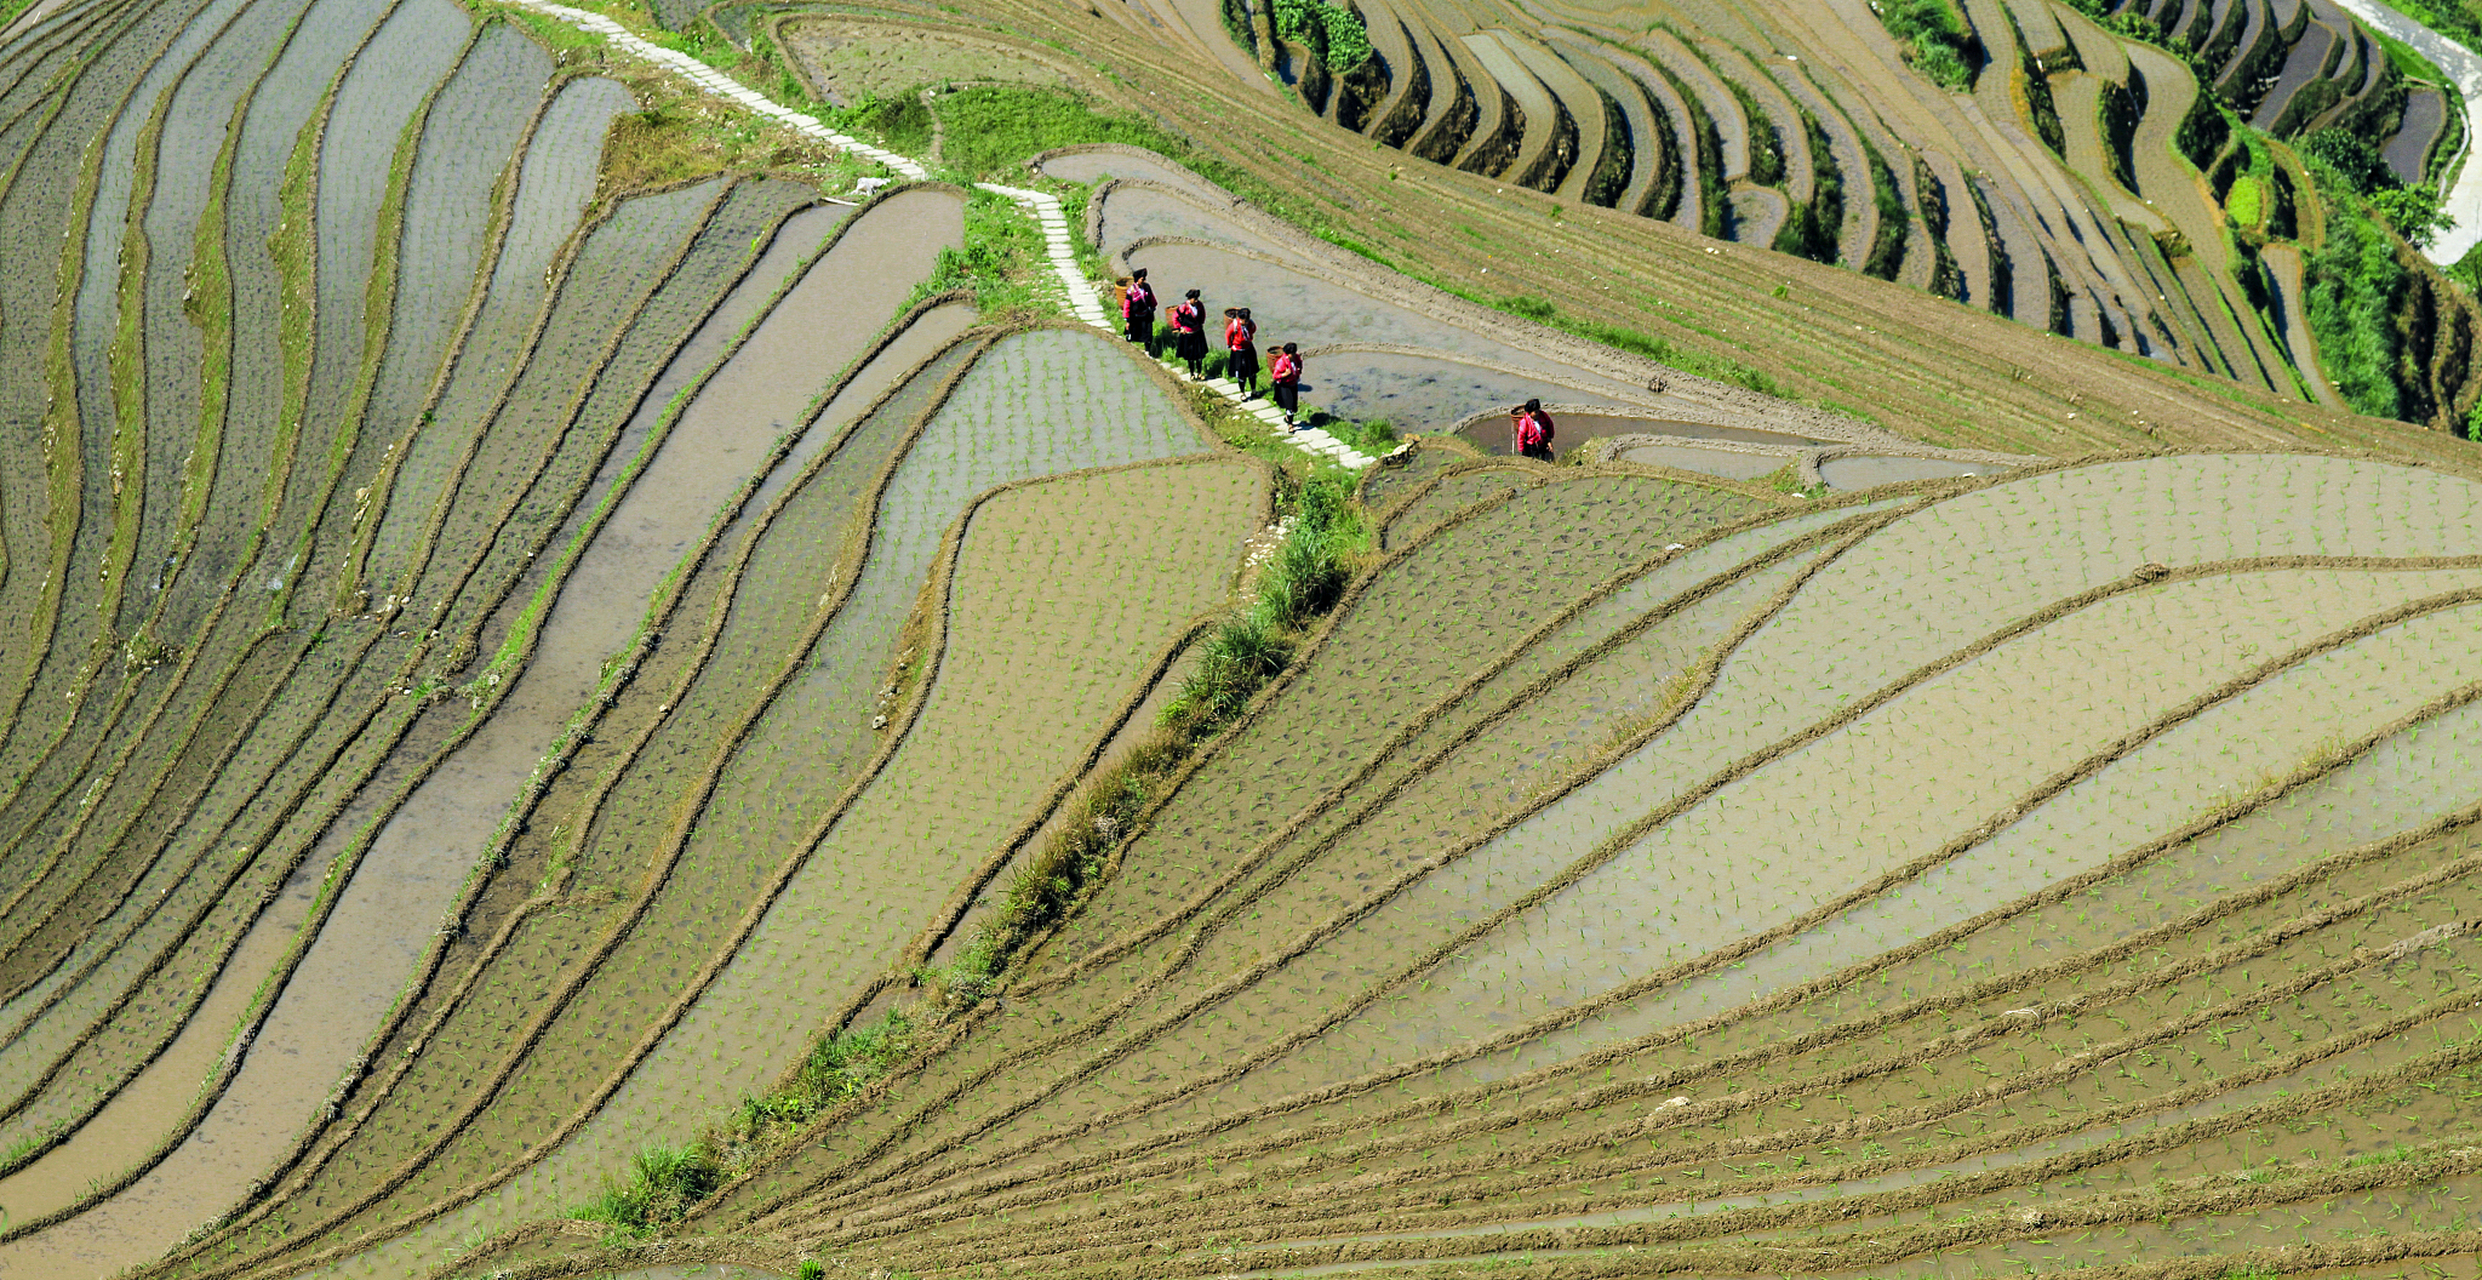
xmin=1117 ymin=267 xmax=1310 ymax=427
xmin=1115 ymin=266 xmax=1559 ymax=462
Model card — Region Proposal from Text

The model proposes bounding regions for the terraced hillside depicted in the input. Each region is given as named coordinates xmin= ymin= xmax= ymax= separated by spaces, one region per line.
xmin=0 ymin=0 xmax=1281 ymax=1272
xmin=12 ymin=0 xmax=2482 ymax=1273
xmin=1232 ymin=0 xmax=2478 ymax=415
xmin=698 ymin=0 xmax=2478 ymax=433
xmin=387 ymin=446 xmax=2482 ymax=1280
xmin=651 ymin=0 xmax=2482 ymax=447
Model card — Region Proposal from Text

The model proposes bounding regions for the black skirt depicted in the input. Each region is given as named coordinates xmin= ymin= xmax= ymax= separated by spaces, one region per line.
xmin=1174 ymin=329 xmax=1209 ymax=361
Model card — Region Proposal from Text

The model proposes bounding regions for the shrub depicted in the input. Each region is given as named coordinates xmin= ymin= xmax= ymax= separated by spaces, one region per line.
xmin=1499 ymin=293 xmax=1557 ymax=320
xmin=2302 ymin=128 xmax=2390 ymax=194
xmin=1875 ymin=0 xmax=1977 ymax=90
xmin=2301 ymin=175 xmax=2410 ymax=419
xmin=1269 ymin=0 xmax=1372 ymax=71
xmin=2369 ymin=184 xmax=2453 ymax=249
xmin=2225 ymin=174 xmax=2263 ymax=227
xmin=1165 ymin=470 xmax=1365 ymax=740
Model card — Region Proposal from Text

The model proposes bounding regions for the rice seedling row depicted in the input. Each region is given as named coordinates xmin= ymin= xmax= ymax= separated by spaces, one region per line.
xmin=128 ymin=209 xmax=948 ymax=1280
xmin=485 ymin=456 xmax=1264 ymax=1239
xmin=0 ymin=619 xmax=449 ymax=1269
xmin=376 ymin=75 xmax=651 ymax=623
xmin=253 ymin=328 xmax=1217 ymax=1278
xmin=0 ymin=1 xmax=195 ymax=765
xmin=733 ymin=477 xmax=1799 ymax=1226
xmin=362 ymin=74 xmax=629 ymax=597
xmin=0 ymin=612 xmax=397 ymax=1068
xmin=876 ymin=792 xmax=2482 ymax=1264
xmin=325 ymin=22 xmax=552 ymax=610
xmin=171 ymin=327 xmax=999 ymax=1280
xmin=1354 ymin=437 xmax=1477 ymax=521
xmin=909 ymin=870 xmax=2482 ymax=1275
xmin=474 ymin=326 xmax=1211 ymax=1140
xmin=1388 ymin=574 xmax=2482 ymax=1045
xmin=824 ymin=536 xmax=2351 ymax=1212
xmin=0 ymin=0 xmax=453 ymax=992
xmin=414 ymin=182 xmax=950 ymax=657
xmin=0 ymin=174 xmax=800 ymax=1189
xmin=0 ymin=0 xmax=235 ymax=893
xmin=918 ymin=808 xmax=2482 ymax=1270
xmin=396 ymin=180 xmax=722 ymax=632
xmin=625 ymin=458 xmax=2482 ymax=1280
xmin=1038 ymin=473 xmax=1765 ymax=980
xmin=0 ymin=0 xmax=481 ymax=1011
xmin=74 ymin=0 xmax=252 ymax=648
xmin=0 ymin=634 xmax=307 ymax=1134
xmin=818 ymin=546 xmax=1853 ymax=1229
xmin=1376 ymin=464 xmax=1537 ymax=550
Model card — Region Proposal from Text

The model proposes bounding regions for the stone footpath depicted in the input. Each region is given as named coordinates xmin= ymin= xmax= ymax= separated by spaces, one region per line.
xmin=507 ymin=0 xmax=1374 ymax=469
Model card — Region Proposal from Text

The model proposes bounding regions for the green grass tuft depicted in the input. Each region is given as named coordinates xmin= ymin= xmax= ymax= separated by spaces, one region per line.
xmin=573 ymin=1143 xmax=722 ymax=1237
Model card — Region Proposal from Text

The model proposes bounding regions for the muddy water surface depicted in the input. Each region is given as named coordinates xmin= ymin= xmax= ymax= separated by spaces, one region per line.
xmin=1314 ymin=350 xmax=1637 ymax=433
xmin=0 ymin=190 xmax=930 ymax=1280
xmin=1123 ymin=242 xmax=1661 ymax=413
xmin=1094 ymin=182 xmax=1296 ymax=261
xmin=1613 ymin=442 xmax=1791 ymax=480
xmin=1037 ymin=147 xmax=1215 ymax=190
xmin=1818 ymin=454 xmax=2008 ymax=488
xmin=0 ymin=846 xmax=309 ymax=1229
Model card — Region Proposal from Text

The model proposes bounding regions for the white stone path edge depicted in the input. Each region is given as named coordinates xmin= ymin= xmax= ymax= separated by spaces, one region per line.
xmin=504 ymin=0 xmax=1377 ymax=468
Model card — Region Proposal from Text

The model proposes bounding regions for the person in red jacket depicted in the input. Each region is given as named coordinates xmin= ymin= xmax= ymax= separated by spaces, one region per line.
xmin=1270 ymin=342 xmax=1305 ymax=427
xmin=1223 ymin=307 xmax=1259 ymax=396
xmin=1511 ymin=398 xmax=1556 ymax=461
xmin=1121 ymin=268 xmax=1157 ymax=351
xmin=1169 ymin=288 xmax=1208 ymax=378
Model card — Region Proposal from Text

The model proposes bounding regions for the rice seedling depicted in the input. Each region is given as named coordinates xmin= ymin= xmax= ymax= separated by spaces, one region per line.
xmin=11 ymin=0 xmax=2482 ymax=1277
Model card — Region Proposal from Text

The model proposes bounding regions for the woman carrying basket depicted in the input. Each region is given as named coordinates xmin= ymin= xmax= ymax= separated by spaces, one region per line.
xmin=1223 ymin=307 xmax=1259 ymax=397
xmin=1121 ymin=268 xmax=1157 ymax=351
xmin=1169 ymin=289 xmax=1209 ymax=378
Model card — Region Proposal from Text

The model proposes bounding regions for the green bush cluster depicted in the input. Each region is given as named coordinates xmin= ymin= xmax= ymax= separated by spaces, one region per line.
xmin=1270 ymin=0 xmax=1373 ymax=72
xmin=2301 ymin=177 xmax=2411 ymax=419
xmin=574 ymin=1143 xmax=722 ymax=1237
xmin=1875 ymin=0 xmax=1977 ymax=90
xmin=2304 ymin=127 xmax=2453 ymax=247
xmin=913 ymin=187 xmax=1050 ymax=315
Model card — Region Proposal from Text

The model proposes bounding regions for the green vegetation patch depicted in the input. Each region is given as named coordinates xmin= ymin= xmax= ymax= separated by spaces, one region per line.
xmin=1269 ymin=0 xmax=1371 ymax=72
xmin=1876 ymin=0 xmax=1978 ymax=90
xmin=928 ymin=85 xmax=1176 ymax=179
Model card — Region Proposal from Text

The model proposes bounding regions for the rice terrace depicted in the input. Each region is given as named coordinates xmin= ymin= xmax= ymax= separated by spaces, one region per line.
xmin=10 ymin=0 xmax=2482 ymax=1272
